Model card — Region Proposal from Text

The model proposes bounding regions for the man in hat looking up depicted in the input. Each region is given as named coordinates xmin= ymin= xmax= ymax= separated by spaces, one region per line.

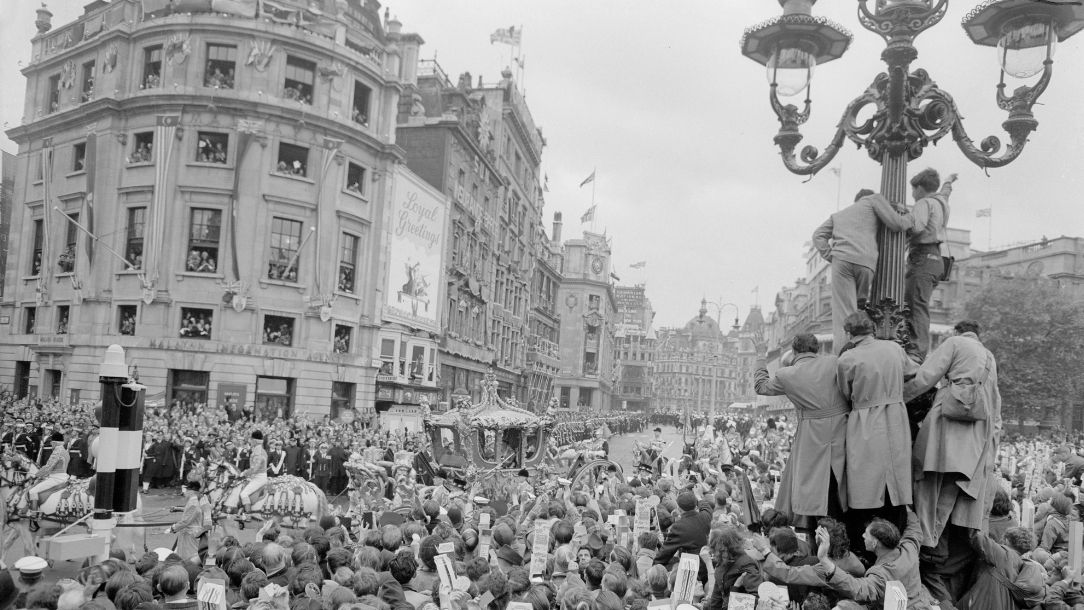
xmin=653 ymin=491 xmax=710 ymax=568
xmin=238 ymin=430 xmax=267 ymax=519
xmin=26 ymin=432 xmax=69 ymax=515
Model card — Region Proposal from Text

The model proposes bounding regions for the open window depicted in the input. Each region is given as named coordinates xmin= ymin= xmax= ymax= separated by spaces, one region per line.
xmin=352 ymin=80 xmax=371 ymax=126
xmin=275 ymin=142 xmax=308 ymax=177
xmin=129 ymin=132 xmax=154 ymax=164
xmin=204 ymin=43 xmax=237 ymax=89
xmin=179 ymin=307 xmax=213 ymax=339
xmin=196 ymin=132 xmax=228 ymax=164
xmin=283 ymin=56 xmax=315 ymax=104
xmin=346 ymin=162 xmax=365 ymax=196
xmin=263 ymin=314 xmax=295 ymax=346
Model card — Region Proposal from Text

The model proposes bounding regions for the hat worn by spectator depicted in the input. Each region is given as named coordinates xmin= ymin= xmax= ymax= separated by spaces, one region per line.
xmin=14 ymin=556 xmax=47 ymax=583
xmin=653 ymin=427 xmax=662 ymax=433
xmin=496 ymin=546 xmax=523 ymax=566
xmin=677 ymin=491 xmax=697 ymax=512
xmin=50 ymin=431 xmax=64 ymax=443
xmin=251 ymin=430 xmax=264 ymax=441
xmin=517 ymin=468 xmax=530 ymax=478
xmin=586 ymin=533 xmax=604 ymax=551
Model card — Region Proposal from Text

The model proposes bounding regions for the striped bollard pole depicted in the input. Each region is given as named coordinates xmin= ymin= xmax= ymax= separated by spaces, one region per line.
xmin=93 ymin=345 xmax=145 ymax=560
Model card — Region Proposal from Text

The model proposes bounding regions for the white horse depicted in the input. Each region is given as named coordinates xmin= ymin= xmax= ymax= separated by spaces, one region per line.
xmin=1 ymin=450 xmax=145 ymax=562
xmin=202 ymin=461 xmax=327 ymax=529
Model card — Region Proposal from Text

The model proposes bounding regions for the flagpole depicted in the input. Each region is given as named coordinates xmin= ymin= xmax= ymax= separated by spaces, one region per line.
xmin=988 ymin=210 xmax=992 ymax=251
xmin=53 ymin=206 xmax=138 ymax=269
xmin=591 ymin=167 xmax=597 ymax=232
xmin=834 ymin=165 xmax=843 ymax=211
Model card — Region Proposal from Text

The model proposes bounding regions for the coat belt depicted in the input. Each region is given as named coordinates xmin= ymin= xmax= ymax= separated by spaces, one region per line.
xmin=798 ymin=408 xmax=850 ymax=420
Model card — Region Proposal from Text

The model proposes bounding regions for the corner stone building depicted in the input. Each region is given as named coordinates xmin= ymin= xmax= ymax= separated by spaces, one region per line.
xmin=1 ymin=0 xmax=442 ymax=420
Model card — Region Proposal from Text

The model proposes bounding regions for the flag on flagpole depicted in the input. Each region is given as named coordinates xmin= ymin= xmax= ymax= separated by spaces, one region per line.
xmin=490 ymin=25 xmax=521 ymax=46
xmin=630 ymin=261 xmax=646 ymax=269
xmin=543 ymin=174 xmax=549 ymax=192
xmin=976 ymin=208 xmax=991 ymax=218
xmin=579 ymin=170 xmax=596 ymax=188
xmin=580 ymin=205 xmax=596 ymax=224
xmin=83 ymin=132 xmax=97 ymax=264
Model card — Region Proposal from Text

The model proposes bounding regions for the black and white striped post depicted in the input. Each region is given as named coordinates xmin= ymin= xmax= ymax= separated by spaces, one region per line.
xmin=92 ymin=345 xmax=145 ymax=560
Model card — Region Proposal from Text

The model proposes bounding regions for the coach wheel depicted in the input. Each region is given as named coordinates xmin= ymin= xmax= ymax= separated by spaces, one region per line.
xmin=571 ymin=459 xmax=624 ymax=490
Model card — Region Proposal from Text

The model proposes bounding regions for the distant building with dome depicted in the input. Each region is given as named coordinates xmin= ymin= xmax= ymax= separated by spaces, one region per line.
xmin=653 ymin=299 xmax=740 ymax=418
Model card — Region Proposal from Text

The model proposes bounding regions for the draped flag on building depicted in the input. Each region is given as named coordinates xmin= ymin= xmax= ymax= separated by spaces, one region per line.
xmin=490 ymin=25 xmax=521 ymax=46
xmin=630 ymin=261 xmax=646 ymax=269
xmin=313 ymin=137 xmax=343 ymax=297
xmin=230 ymin=124 xmax=258 ymax=283
xmin=976 ymin=208 xmax=991 ymax=218
xmin=579 ymin=170 xmax=595 ymax=188
xmin=580 ymin=205 xmax=596 ymax=224
xmin=145 ymin=116 xmax=179 ymax=294
xmin=83 ymin=132 xmax=97 ymax=264
xmin=39 ymin=144 xmax=55 ymax=300
xmin=543 ymin=174 xmax=549 ymax=192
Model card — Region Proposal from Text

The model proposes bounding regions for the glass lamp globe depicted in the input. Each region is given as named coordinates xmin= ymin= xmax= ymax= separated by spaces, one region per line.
xmin=997 ymin=20 xmax=1056 ymax=78
xmin=767 ymin=46 xmax=816 ymax=97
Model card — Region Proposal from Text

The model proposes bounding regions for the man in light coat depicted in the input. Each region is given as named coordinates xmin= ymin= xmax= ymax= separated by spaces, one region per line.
xmin=904 ymin=320 xmax=1000 ymax=608
xmin=813 ymin=190 xmax=914 ymax=353
xmin=754 ymin=333 xmax=850 ymax=527
xmin=836 ymin=312 xmax=918 ymax=537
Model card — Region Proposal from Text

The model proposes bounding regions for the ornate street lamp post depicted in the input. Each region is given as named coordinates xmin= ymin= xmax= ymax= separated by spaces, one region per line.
xmin=742 ymin=0 xmax=1084 ymax=345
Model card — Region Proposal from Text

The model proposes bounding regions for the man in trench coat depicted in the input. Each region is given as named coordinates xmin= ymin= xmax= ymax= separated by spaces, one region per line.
xmin=837 ymin=312 xmax=918 ymax=536
xmin=754 ymin=332 xmax=850 ymax=527
xmin=904 ymin=319 xmax=1001 ymax=608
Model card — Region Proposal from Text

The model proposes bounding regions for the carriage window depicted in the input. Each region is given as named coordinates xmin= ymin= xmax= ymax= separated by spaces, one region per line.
xmin=438 ymin=428 xmax=457 ymax=451
xmin=478 ymin=428 xmax=497 ymax=464
xmin=524 ymin=428 xmax=541 ymax=461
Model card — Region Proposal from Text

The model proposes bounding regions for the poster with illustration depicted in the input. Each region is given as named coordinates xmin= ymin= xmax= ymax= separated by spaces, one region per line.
xmin=384 ymin=167 xmax=448 ymax=332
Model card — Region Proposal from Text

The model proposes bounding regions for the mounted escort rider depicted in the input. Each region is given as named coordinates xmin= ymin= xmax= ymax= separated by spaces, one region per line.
xmin=238 ymin=430 xmax=267 ymax=520
xmin=25 ymin=432 xmax=69 ymax=516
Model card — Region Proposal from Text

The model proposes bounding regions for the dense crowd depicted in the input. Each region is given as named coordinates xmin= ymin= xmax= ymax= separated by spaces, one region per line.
xmin=6 ymin=380 xmax=1084 ymax=610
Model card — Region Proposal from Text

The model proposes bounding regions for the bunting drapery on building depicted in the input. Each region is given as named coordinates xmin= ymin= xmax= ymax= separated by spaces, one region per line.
xmin=83 ymin=132 xmax=97 ymax=264
xmin=229 ymin=129 xmax=253 ymax=283
xmin=144 ymin=115 xmax=179 ymax=294
xmin=38 ymin=144 xmax=55 ymax=301
xmin=312 ymin=137 xmax=342 ymax=300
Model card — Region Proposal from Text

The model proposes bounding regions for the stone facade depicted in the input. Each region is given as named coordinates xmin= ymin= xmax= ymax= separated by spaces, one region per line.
xmin=612 ymin=284 xmax=656 ymax=412
xmin=1 ymin=0 xmax=444 ymax=420
xmin=554 ymin=231 xmax=616 ymax=410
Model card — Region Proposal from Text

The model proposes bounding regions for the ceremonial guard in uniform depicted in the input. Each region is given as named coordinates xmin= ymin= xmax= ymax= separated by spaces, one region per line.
xmin=313 ymin=443 xmax=333 ymax=492
xmin=267 ymin=438 xmax=286 ymax=477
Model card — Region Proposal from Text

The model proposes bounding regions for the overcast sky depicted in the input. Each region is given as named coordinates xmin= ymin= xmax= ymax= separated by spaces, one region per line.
xmin=3 ymin=1 xmax=1083 ymax=328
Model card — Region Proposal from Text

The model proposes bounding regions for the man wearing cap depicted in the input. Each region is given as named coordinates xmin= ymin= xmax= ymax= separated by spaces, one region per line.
xmin=238 ymin=430 xmax=268 ymax=519
xmin=13 ymin=422 xmax=38 ymax=462
xmin=313 ymin=442 xmax=333 ymax=492
xmin=754 ymin=333 xmax=850 ymax=528
xmin=12 ymin=556 xmax=47 ymax=609
xmin=653 ymin=491 xmax=711 ymax=568
xmin=26 ymin=431 xmax=70 ymax=514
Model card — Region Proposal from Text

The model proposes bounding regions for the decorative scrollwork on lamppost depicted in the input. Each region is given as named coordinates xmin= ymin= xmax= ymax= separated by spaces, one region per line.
xmin=741 ymin=0 xmax=1084 ymax=346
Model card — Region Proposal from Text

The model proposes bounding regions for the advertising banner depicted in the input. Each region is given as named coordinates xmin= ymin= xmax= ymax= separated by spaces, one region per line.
xmin=383 ymin=168 xmax=448 ymax=332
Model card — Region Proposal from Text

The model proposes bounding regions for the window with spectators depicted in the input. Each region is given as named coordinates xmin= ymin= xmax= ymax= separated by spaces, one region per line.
xmin=338 ymin=232 xmax=358 ymax=293
xmin=80 ymin=60 xmax=95 ymax=102
xmin=118 ymin=305 xmax=137 ymax=336
xmin=47 ymin=74 xmax=60 ymax=114
xmin=334 ymin=325 xmax=352 ymax=354
xmin=352 ymin=81 xmax=371 ymax=126
xmin=142 ymin=45 xmax=162 ymax=89
xmin=283 ymin=56 xmax=315 ymax=105
xmin=168 ymin=370 xmax=209 ymax=414
xmin=179 ymin=307 xmax=213 ymax=339
xmin=128 ymin=132 xmax=154 ymax=165
xmin=125 ymin=208 xmax=146 ymax=270
xmin=30 ymin=220 xmax=43 ymax=275
xmin=196 ymin=132 xmax=228 ymax=164
xmin=346 ymin=162 xmax=365 ymax=196
xmin=331 ymin=382 xmax=355 ymax=419
xmin=267 ymin=217 xmax=303 ymax=282
xmin=263 ymin=314 xmax=295 ymax=347
xmin=203 ymin=44 xmax=236 ymax=89
xmin=275 ymin=142 xmax=308 ymax=177
xmin=186 ymin=209 xmax=221 ymax=273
